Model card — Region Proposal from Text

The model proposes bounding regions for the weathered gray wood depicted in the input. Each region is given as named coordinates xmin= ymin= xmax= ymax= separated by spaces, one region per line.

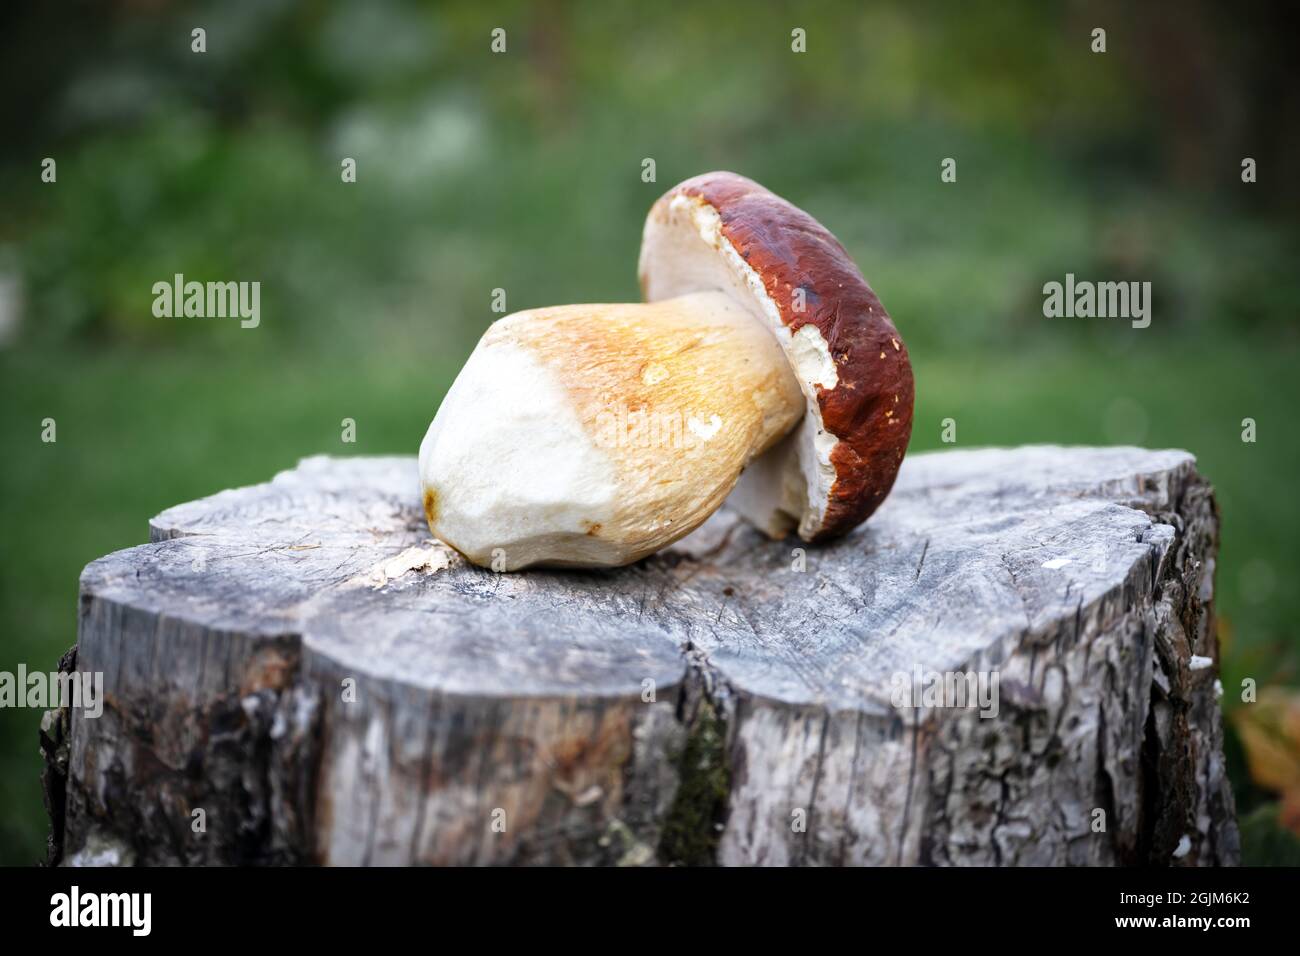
xmin=51 ymin=446 xmax=1238 ymax=866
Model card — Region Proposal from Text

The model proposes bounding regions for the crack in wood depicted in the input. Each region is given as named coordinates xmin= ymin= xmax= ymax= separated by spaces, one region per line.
xmin=52 ymin=447 xmax=1238 ymax=866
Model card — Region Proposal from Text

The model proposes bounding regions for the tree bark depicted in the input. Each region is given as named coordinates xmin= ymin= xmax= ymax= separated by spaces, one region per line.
xmin=51 ymin=446 xmax=1239 ymax=865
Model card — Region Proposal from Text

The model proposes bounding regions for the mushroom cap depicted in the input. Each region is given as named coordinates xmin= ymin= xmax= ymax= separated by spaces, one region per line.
xmin=638 ymin=172 xmax=915 ymax=541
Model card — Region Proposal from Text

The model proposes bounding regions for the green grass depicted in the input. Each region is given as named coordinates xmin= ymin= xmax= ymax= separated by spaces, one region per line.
xmin=2 ymin=335 xmax=1295 ymax=864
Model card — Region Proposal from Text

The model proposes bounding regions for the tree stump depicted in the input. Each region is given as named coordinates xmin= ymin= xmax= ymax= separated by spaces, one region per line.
xmin=49 ymin=446 xmax=1239 ymax=866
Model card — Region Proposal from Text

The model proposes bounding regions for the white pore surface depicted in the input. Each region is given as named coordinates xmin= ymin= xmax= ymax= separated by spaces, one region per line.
xmin=418 ymin=339 xmax=618 ymax=569
xmin=639 ymin=192 xmax=837 ymax=538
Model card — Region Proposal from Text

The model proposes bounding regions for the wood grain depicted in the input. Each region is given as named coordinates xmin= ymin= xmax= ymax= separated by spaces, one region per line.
xmin=52 ymin=446 xmax=1238 ymax=865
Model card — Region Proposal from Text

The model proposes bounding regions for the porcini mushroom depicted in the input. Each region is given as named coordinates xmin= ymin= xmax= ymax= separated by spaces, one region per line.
xmin=419 ymin=172 xmax=914 ymax=570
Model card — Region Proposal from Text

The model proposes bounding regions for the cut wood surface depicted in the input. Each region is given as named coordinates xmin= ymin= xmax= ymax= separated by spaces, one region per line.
xmin=49 ymin=446 xmax=1239 ymax=866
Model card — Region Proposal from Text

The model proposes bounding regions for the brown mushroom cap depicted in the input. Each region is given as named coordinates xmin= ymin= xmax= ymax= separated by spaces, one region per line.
xmin=638 ymin=171 xmax=914 ymax=540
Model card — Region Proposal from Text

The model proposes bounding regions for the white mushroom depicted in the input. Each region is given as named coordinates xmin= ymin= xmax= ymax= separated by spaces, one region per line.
xmin=420 ymin=292 xmax=801 ymax=570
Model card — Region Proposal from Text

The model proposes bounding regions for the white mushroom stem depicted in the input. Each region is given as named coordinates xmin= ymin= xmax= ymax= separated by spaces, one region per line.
xmin=419 ymin=291 xmax=804 ymax=570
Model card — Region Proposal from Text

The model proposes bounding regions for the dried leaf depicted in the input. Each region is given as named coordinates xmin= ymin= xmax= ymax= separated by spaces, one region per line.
xmin=1232 ymin=687 xmax=1300 ymax=834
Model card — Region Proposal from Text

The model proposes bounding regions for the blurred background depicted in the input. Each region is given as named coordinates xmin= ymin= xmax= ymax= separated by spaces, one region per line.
xmin=1 ymin=0 xmax=1297 ymax=865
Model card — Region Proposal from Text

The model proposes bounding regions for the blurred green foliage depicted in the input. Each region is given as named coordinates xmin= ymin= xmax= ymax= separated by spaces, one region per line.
xmin=1 ymin=0 xmax=1297 ymax=864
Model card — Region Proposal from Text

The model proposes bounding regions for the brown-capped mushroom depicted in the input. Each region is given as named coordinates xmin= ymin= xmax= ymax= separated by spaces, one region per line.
xmin=419 ymin=172 xmax=914 ymax=570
